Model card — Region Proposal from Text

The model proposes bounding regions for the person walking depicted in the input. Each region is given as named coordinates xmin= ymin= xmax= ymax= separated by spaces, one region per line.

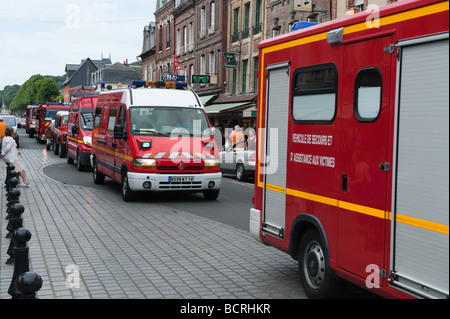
xmin=229 ymin=125 xmax=245 ymax=150
xmin=0 ymin=127 xmax=30 ymax=187
xmin=0 ymin=116 xmax=8 ymax=146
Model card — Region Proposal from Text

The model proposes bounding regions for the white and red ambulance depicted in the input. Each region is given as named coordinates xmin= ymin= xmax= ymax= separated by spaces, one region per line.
xmin=250 ymin=0 xmax=448 ymax=299
xmin=91 ymin=80 xmax=221 ymax=201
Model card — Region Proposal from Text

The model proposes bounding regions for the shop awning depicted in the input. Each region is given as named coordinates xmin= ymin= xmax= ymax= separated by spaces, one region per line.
xmin=199 ymin=94 xmax=217 ymax=105
xmin=242 ymin=106 xmax=257 ymax=117
xmin=204 ymin=102 xmax=251 ymax=114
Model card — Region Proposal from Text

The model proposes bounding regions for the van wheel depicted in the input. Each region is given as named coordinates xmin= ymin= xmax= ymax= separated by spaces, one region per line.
xmin=121 ymin=170 xmax=137 ymax=201
xmin=67 ymin=152 xmax=74 ymax=164
xmin=59 ymin=142 xmax=65 ymax=158
xmin=77 ymin=152 xmax=84 ymax=171
xmin=203 ymin=189 xmax=220 ymax=200
xmin=92 ymin=159 xmax=105 ymax=184
xmin=54 ymin=140 xmax=59 ymax=155
xmin=298 ymin=228 xmax=345 ymax=299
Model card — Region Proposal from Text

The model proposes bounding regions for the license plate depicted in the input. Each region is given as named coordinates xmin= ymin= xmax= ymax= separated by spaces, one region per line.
xmin=169 ymin=176 xmax=194 ymax=182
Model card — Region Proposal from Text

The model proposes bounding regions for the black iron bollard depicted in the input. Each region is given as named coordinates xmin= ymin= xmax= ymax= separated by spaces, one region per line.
xmin=4 ymin=164 xmax=15 ymax=186
xmin=5 ymin=203 xmax=25 ymax=265
xmin=5 ymin=175 xmax=18 ymax=194
xmin=8 ymin=228 xmax=32 ymax=299
xmin=5 ymin=188 xmax=21 ymax=238
xmin=17 ymin=272 xmax=43 ymax=299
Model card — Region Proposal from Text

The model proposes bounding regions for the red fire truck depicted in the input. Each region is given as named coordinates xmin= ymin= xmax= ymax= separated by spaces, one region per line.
xmin=250 ymin=0 xmax=448 ymax=299
xmin=36 ymin=102 xmax=71 ymax=143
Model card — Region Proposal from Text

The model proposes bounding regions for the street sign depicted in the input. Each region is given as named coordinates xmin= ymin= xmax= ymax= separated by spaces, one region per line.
xmin=162 ymin=72 xmax=185 ymax=82
xmin=223 ymin=52 xmax=239 ymax=68
xmin=192 ymin=75 xmax=211 ymax=84
xmin=173 ymin=55 xmax=179 ymax=74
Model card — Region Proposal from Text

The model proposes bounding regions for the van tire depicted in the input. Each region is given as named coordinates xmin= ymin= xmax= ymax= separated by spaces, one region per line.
xmin=59 ymin=142 xmax=65 ymax=158
xmin=67 ymin=152 xmax=74 ymax=164
xmin=77 ymin=152 xmax=84 ymax=171
xmin=92 ymin=159 xmax=105 ymax=184
xmin=121 ymin=170 xmax=137 ymax=201
xmin=203 ymin=189 xmax=220 ymax=200
xmin=54 ymin=140 xmax=59 ymax=155
xmin=297 ymin=228 xmax=345 ymax=299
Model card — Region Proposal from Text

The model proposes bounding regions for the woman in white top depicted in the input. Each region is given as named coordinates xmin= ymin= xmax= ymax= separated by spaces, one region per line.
xmin=0 ymin=127 xmax=30 ymax=187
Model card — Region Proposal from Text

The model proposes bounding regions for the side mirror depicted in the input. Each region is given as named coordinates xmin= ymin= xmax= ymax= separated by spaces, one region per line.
xmin=114 ymin=124 xmax=126 ymax=140
xmin=72 ymin=125 xmax=79 ymax=135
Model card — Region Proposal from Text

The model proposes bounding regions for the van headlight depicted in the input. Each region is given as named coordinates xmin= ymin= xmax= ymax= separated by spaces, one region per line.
xmin=83 ymin=136 xmax=92 ymax=146
xmin=204 ymin=158 xmax=220 ymax=170
xmin=133 ymin=158 xmax=156 ymax=169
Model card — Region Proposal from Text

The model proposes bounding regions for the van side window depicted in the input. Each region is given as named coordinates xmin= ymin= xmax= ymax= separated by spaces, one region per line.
xmin=118 ymin=105 xmax=127 ymax=134
xmin=107 ymin=109 xmax=117 ymax=131
xmin=354 ymin=68 xmax=382 ymax=122
xmin=292 ymin=63 xmax=337 ymax=123
xmin=94 ymin=107 xmax=102 ymax=127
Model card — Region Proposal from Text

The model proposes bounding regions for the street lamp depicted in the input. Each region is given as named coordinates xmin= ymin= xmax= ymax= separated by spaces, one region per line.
xmin=177 ymin=65 xmax=186 ymax=81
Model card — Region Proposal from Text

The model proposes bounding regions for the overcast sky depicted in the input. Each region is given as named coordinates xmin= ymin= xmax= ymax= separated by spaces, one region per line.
xmin=0 ymin=0 xmax=156 ymax=91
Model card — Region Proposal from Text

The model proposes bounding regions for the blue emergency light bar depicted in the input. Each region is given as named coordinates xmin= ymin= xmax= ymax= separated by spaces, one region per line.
xmin=131 ymin=80 xmax=188 ymax=89
xmin=47 ymin=102 xmax=70 ymax=105
xmin=291 ymin=21 xmax=319 ymax=31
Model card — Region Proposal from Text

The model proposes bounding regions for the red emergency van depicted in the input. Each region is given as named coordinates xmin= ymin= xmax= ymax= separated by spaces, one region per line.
xmin=91 ymin=80 xmax=222 ymax=201
xmin=53 ymin=110 xmax=69 ymax=157
xmin=25 ymin=105 xmax=37 ymax=137
xmin=67 ymin=96 xmax=98 ymax=170
xmin=36 ymin=102 xmax=71 ymax=143
xmin=250 ymin=0 xmax=449 ymax=299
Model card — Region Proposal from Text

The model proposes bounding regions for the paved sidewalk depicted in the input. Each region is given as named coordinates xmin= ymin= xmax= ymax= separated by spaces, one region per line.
xmin=1 ymin=148 xmax=306 ymax=300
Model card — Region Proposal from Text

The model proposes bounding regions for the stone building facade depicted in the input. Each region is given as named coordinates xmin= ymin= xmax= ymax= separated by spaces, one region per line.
xmin=139 ymin=0 xmax=399 ymax=128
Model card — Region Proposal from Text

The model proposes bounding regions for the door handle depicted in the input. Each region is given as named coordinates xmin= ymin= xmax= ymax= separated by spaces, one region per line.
xmin=379 ymin=162 xmax=390 ymax=172
xmin=112 ymin=143 xmax=117 ymax=149
xmin=342 ymin=174 xmax=348 ymax=192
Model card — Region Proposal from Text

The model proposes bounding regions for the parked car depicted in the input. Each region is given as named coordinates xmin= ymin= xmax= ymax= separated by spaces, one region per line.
xmin=2 ymin=115 xmax=20 ymax=147
xmin=219 ymin=147 xmax=256 ymax=181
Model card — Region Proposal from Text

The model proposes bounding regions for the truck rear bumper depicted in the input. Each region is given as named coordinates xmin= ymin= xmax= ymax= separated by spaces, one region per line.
xmin=127 ymin=172 xmax=222 ymax=192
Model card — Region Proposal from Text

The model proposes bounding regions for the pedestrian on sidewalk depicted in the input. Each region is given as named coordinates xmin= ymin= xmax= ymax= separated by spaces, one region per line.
xmin=0 ymin=116 xmax=8 ymax=147
xmin=0 ymin=127 xmax=30 ymax=187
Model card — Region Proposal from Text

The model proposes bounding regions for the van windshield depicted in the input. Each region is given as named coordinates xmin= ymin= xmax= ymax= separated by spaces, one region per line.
xmin=80 ymin=112 xmax=94 ymax=131
xmin=129 ymin=106 xmax=211 ymax=137
xmin=44 ymin=108 xmax=67 ymax=121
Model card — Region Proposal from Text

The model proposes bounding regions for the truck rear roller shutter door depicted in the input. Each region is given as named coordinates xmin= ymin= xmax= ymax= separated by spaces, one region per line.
xmin=262 ymin=63 xmax=289 ymax=238
xmin=391 ymin=32 xmax=449 ymax=299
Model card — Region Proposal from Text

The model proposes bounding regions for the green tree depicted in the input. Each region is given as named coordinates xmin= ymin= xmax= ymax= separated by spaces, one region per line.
xmin=9 ymin=74 xmax=61 ymax=112
xmin=35 ymin=78 xmax=60 ymax=103
xmin=10 ymin=74 xmax=44 ymax=111
xmin=0 ymin=84 xmax=20 ymax=107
